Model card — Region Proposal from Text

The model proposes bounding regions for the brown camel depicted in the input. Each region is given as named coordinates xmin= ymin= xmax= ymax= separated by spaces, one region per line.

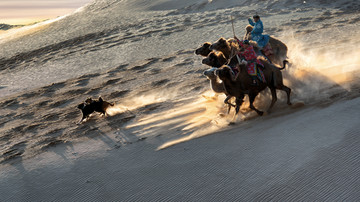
xmin=209 ymin=37 xmax=259 ymax=59
xmin=202 ymin=52 xmax=233 ymax=113
xmin=209 ymin=37 xmax=240 ymax=60
xmin=201 ymin=52 xmax=227 ymax=93
xmin=258 ymin=56 xmax=292 ymax=109
xmin=203 ymin=67 xmax=225 ymax=94
xmin=215 ymin=64 xmax=268 ymax=118
xmin=244 ymin=25 xmax=288 ymax=66
xmin=201 ymin=51 xmax=228 ymax=68
xmin=215 ymin=57 xmax=292 ymax=119
xmin=195 ymin=42 xmax=212 ymax=57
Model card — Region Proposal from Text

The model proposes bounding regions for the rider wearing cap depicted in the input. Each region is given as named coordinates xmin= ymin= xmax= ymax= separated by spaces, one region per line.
xmin=248 ymin=15 xmax=269 ymax=50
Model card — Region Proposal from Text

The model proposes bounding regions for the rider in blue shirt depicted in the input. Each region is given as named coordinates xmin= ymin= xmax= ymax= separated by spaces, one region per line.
xmin=248 ymin=15 xmax=269 ymax=49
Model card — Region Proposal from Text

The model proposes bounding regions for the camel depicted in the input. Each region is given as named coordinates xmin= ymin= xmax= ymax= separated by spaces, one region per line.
xmin=215 ymin=64 xmax=268 ymax=117
xmin=201 ymin=51 xmax=228 ymax=68
xmin=202 ymin=51 xmax=291 ymax=108
xmin=202 ymin=52 xmax=232 ymax=113
xmin=201 ymin=51 xmax=238 ymax=93
xmin=209 ymin=37 xmax=260 ymax=60
xmin=195 ymin=42 xmax=212 ymax=57
xmin=209 ymin=37 xmax=240 ymax=60
xmin=244 ymin=25 xmax=288 ymax=66
xmin=203 ymin=67 xmax=225 ymax=94
xmin=258 ymin=56 xmax=292 ymax=109
xmin=215 ymin=57 xmax=292 ymax=119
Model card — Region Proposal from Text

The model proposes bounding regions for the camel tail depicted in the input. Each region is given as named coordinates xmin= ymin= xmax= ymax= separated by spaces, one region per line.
xmin=278 ymin=60 xmax=288 ymax=70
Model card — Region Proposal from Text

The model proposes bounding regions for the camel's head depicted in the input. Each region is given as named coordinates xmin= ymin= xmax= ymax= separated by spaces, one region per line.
xmin=203 ymin=67 xmax=218 ymax=79
xmin=195 ymin=42 xmax=212 ymax=56
xmin=209 ymin=37 xmax=229 ymax=51
xmin=215 ymin=65 xmax=235 ymax=82
xmin=202 ymin=51 xmax=227 ymax=68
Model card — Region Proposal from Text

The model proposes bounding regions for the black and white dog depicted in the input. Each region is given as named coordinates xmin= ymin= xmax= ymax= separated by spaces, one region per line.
xmin=77 ymin=97 xmax=114 ymax=124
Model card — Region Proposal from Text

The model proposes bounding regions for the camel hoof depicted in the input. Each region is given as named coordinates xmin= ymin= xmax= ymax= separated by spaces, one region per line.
xmin=257 ymin=111 xmax=264 ymax=116
xmin=229 ymin=122 xmax=236 ymax=125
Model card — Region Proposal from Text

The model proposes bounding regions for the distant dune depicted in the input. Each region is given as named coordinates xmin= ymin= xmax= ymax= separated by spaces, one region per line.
xmin=0 ymin=23 xmax=19 ymax=31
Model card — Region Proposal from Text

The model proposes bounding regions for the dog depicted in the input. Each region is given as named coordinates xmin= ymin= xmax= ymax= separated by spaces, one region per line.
xmin=77 ymin=96 xmax=114 ymax=124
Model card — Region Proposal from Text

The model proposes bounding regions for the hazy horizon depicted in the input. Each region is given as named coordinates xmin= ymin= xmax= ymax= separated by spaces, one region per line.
xmin=0 ymin=0 xmax=93 ymax=25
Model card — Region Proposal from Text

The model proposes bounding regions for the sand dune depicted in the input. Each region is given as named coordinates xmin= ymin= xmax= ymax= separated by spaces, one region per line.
xmin=0 ymin=0 xmax=359 ymax=200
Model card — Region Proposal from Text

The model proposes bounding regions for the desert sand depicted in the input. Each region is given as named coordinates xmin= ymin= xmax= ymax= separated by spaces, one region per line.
xmin=0 ymin=0 xmax=360 ymax=200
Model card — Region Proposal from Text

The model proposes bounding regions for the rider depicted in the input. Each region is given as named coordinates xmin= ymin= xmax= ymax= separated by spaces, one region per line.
xmin=235 ymin=39 xmax=265 ymax=86
xmin=248 ymin=15 xmax=269 ymax=50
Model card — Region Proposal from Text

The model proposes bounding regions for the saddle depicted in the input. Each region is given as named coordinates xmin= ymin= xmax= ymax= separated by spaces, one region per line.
xmin=262 ymin=43 xmax=274 ymax=57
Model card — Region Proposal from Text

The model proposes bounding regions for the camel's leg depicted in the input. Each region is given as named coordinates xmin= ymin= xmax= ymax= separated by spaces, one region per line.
xmin=227 ymin=104 xmax=232 ymax=114
xmin=278 ymin=85 xmax=292 ymax=105
xmin=235 ymin=95 xmax=245 ymax=115
xmin=224 ymin=95 xmax=236 ymax=107
xmin=268 ymin=87 xmax=278 ymax=112
xmin=230 ymin=96 xmax=244 ymax=124
xmin=249 ymin=93 xmax=264 ymax=116
xmin=224 ymin=95 xmax=236 ymax=114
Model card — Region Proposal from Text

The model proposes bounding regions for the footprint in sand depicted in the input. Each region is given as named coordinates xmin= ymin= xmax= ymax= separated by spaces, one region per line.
xmin=23 ymin=123 xmax=42 ymax=134
xmin=151 ymin=79 xmax=170 ymax=87
xmin=86 ymin=87 xmax=102 ymax=96
xmin=42 ymin=113 xmax=60 ymax=122
xmin=36 ymin=100 xmax=50 ymax=108
xmin=75 ymin=78 xmax=90 ymax=87
xmin=107 ymin=90 xmax=130 ymax=99
xmin=119 ymin=78 xmax=137 ymax=84
xmin=78 ymin=73 xmax=101 ymax=80
xmin=40 ymin=138 xmax=64 ymax=150
xmin=162 ymin=56 xmax=176 ymax=62
xmin=14 ymin=111 xmax=35 ymax=120
xmin=104 ymin=78 xmax=122 ymax=86
xmin=42 ymin=82 xmax=66 ymax=94
xmin=49 ymin=98 xmax=75 ymax=109
xmin=20 ymin=92 xmax=38 ymax=99
xmin=129 ymin=58 xmax=160 ymax=72
xmin=1 ymin=98 xmax=24 ymax=110
xmin=64 ymin=111 xmax=79 ymax=120
xmin=146 ymin=68 xmax=161 ymax=75
xmin=64 ymin=88 xmax=88 ymax=96
xmin=106 ymin=64 xmax=129 ymax=77
xmin=0 ymin=115 xmax=13 ymax=128
xmin=1 ymin=141 xmax=26 ymax=162
xmin=44 ymin=128 xmax=64 ymax=138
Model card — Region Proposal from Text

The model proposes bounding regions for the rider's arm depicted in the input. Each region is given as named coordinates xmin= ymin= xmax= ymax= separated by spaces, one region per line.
xmin=248 ymin=18 xmax=255 ymax=26
xmin=234 ymin=36 xmax=241 ymax=44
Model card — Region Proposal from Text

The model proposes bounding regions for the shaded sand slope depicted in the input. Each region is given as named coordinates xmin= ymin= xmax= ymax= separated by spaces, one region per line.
xmin=0 ymin=0 xmax=359 ymax=200
xmin=0 ymin=96 xmax=359 ymax=201
xmin=0 ymin=50 xmax=210 ymax=163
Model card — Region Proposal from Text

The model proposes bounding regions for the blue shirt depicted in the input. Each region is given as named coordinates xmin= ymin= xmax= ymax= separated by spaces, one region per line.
xmin=248 ymin=18 xmax=263 ymax=36
xmin=248 ymin=18 xmax=269 ymax=48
